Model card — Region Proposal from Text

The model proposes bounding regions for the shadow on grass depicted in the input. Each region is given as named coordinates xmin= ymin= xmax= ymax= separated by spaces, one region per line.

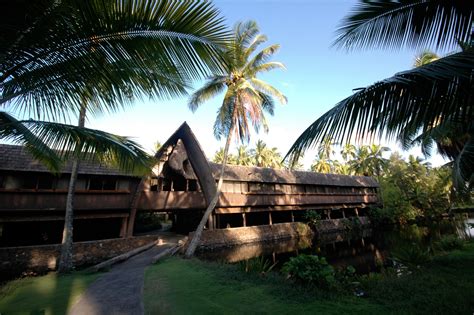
xmin=0 ymin=271 xmax=99 ymax=315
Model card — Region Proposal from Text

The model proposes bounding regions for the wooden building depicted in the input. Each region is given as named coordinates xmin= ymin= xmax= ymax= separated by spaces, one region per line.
xmin=0 ymin=145 xmax=141 ymax=246
xmin=0 ymin=122 xmax=379 ymax=247
xmin=139 ymin=122 xmax=380 ymax=236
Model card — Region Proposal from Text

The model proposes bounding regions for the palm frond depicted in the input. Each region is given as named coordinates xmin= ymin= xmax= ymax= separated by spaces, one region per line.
xmin=286 ymin=49 xmax=474 ymax=162
xmin=334 ymin=0 xmax=473 ymax=51
xmin=1 ymin=114 xmax=152 ymax=175
xmin=188 ymin=76 xmax=227 ymax=112
xmin=250 ymin=78 xmax=288 ymax=105
xmin=0 ymin=111 xmax=62 ymax=172
xmin=453 ymin=133 xmax=474 ymax=189
xmin=1 ymin=0 xmax=228 ymax=119
xmin=244 ymin=44 xmax=281 ymax=74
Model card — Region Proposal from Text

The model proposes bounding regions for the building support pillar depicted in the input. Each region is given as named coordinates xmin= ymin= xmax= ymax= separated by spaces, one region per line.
xmin=291 ymin=211 xmax=295 ymax=222
xmin=120 ymin=217 xmax=128 ymax=238
xmin=355 ymin=208 xmax=359 ymax=217
xmin=268 ymin=212 xmax=273 ymax=225
xmin=208 ymin=213 xmax=215 ymax=230
xmin=242 ymin=213 xmax=247 ymax=227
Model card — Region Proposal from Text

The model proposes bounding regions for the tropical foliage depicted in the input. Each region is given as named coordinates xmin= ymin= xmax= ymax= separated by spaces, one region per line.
xmin=1 ymin=0 xmax=227 ymax=170
xmin=2 ymin=0 xmax=228 ymax=272
xmin=212 ymin=140 xmax=284 ymax=169
xmin=185 ymin=21 xmax=287 ymax=257
xmin=287 ymin=0 xmax=474 ymax=190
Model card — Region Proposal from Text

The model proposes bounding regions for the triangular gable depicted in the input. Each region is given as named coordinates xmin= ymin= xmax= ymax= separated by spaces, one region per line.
xmin=155 ymin=122 xmax=216 ymax=204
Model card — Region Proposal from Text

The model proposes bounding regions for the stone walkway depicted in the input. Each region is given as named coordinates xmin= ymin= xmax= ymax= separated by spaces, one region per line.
xmin=69 ymin=235 xmax=184 ymax=315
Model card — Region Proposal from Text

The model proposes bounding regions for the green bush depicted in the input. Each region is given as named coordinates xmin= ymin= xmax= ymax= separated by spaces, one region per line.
xmin=434 ymin=235 xmax=464 ymax=252
xmin=282 ymin=254 xmax=336 ymax=289
xmin=304 ymin=210 xmax=321 ymax=228
xmin=390 ymin=244 xmax=432 ymax=271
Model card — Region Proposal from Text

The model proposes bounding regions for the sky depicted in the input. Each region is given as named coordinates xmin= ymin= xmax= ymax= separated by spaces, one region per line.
xmin=71 ymin=1 xmax=451 ymax=167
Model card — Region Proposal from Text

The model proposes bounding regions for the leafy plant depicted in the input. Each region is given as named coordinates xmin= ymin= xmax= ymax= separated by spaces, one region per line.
xmin=238 ymin=257 xmax=277 ymax=275
xmin=390 ymin=244 xmax=432 ymax=271
xmin=282 ymin=254 xmax=336 ymax=289
xmin=434 ymin=235 xmax=465 ymax=252
xmin=304 ymin=210 xmax=322 ymax=228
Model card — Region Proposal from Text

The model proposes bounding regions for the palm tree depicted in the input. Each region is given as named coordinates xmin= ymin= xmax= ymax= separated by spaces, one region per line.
xmin=1 ymin=0 xmax=228 ymax=272
xmin=311 ymin=153 xmax=333 ymax=174
xmin=185 ymin=21 xmax=287 ymax=257
xmin=252 ymin=140 xmax=270 ymax=167
xmin=235 ymin=145 xmax=253 ymax=166
xmin=349 ymin=144 xmax=390 ymax=177
xmin=213 ymin=147 xmax=237 ymax=165
xmin=287 ymin=1 xmax=473 ymax=188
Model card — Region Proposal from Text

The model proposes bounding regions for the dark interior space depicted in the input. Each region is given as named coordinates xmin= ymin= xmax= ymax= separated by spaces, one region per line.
xmin=217 ymin=213 xmax=243 ymax=228
xmin=171 ymin=210 xmax=203 ymax=234
xmin=271 ymin=211 xmax=293 ymax=224
xmin=246 ymin=212 xmax=269 ymax=226
xmin=0 ymin=218 xmax=122 ymax=247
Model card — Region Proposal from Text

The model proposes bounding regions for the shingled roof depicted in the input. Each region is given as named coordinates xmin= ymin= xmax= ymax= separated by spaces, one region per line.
xmin=208 ymin=162 xmax=379 ymax=188
xmin=0 ymin=144 xmax=136 ymax=176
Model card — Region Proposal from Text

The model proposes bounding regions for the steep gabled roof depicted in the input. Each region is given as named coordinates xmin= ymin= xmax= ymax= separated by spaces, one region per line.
xmin=155 ymin=122 xmax=216 ymax=203
xmin=208 ymin=162 xmax=379 ymax=187
xmin=0 ymin=144 xmax=135 ymax=177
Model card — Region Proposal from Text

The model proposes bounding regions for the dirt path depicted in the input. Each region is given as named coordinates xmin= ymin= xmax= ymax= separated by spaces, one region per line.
xmin=69 ymin=235 xmax=184 ymax=315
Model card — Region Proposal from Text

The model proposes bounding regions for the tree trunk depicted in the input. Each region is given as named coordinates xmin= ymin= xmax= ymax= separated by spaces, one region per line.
xmin=57 ymin=105 xmax=86 ymax=273
xmin=185 ymin=106 xmax=237 ymax=258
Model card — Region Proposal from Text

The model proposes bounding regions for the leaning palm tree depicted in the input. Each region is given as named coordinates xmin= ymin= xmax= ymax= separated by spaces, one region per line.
xmin=287 ymin=0 xmax=473 ymax=188
xmin=1 ymin=0 xmax=228 ymax=272
xmin=185 ymin=21 xmax=287 ymax=257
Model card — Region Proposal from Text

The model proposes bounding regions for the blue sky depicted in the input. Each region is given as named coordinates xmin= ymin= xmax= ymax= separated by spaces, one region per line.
xmin=86 ymin=0 xmax=449 ymax=167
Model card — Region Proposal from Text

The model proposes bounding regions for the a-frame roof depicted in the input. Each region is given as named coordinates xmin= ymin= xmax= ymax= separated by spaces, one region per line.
xmin=155 ymin=122 xmax=216 ymax=204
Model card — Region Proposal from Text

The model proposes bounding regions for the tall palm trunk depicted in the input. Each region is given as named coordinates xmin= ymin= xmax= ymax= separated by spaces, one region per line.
xmin=58 ymin=104 xmax=86 ymax=273
xmin=185 ymin=104 xmax=238 ymax=258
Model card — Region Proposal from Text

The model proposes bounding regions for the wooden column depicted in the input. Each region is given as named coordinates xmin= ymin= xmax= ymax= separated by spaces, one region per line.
xmin=268 ymin=212 xmax=273 ymax=225
xmin=208 ymin=213 xmax=215 ymax=230
xmin=342 ymin=209 xmax=346 ymax=219
xmin=242 ymin=213 xmax=247 ymax=227
xmin=327 ymin=210 xmax=331 ymax=219
xmin=354 ymin=208 xmax=359 ymax=217
xmin=291 ymin=211 xmax=295 ymax=222
xmin=119 ymin=217 xmax=128 ymax=238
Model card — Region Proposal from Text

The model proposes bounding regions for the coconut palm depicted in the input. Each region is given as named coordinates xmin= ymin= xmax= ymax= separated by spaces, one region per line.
xmin=2 ymin=0 xmax=228 ymax=272
xmin=311 ymin=153 xmax=333 ymax=174
xmin=349 ymin=144 xmax=390 ymax=177
xmin=235 ymin=145 xmax=253 ymax=166
xmin=213 ymin=147 xmax=236 ymax=165
xmin=287 ymin=0 xmax=474 ymax=188
xmin=185 ymin=21 xmax=287 ymax=257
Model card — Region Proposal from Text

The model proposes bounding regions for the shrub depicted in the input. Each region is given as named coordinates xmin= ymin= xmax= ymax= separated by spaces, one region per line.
xmin=304 ymin=210 xmax=321 ymax=228
xmin=434 ymin=235 xmax=464 ymax=252
xmin=390 ymin=244 xmax=432 ymax=271
xmin=282 ymin=254 xmax=336 ymax=289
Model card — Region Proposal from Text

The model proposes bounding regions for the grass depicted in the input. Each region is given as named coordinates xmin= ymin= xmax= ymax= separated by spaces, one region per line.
xmin=144 ymin=258 xmax=383 ymax=315
xmin=144 ymin=241 xmax=474 ymax=315
xmin=0 ymin=271 xmax=99 ymax=315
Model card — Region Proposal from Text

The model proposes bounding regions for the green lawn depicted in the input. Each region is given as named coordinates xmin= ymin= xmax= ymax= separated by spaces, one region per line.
xmin=0 ymin=271 xmax=99 ymax=315
xmin=144 ymin=242 xmax=474 ymax=315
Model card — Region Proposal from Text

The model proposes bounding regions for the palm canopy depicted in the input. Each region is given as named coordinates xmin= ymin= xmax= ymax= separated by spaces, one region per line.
xmin=188 ymin=20 xmax=287 ymax=143
xmin=287 ymin=1 xmax=473 ymax=186
xmin=333 ymin=0 xmax=473 ymax=51
xmin=1 ymin=0 xmax=227 ymax=172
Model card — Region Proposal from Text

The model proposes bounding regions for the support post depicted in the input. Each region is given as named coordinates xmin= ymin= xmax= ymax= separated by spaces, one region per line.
xmin=291 ymin=211 xmax=295 ymax=222
xmin=342 ymin=209 xmax=346 ymax=219
xmin=268 ymin=212 xmax=273 ymax=225
xmin=208 ymin=213 xmax=214 ymax=230
xmin=242 ymin=212 xmax=246 ymax=227
xmin=354 ymin=208 xmax=359 ymax=217
xmin=120 ymin=217 xmax=128 ymax=238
